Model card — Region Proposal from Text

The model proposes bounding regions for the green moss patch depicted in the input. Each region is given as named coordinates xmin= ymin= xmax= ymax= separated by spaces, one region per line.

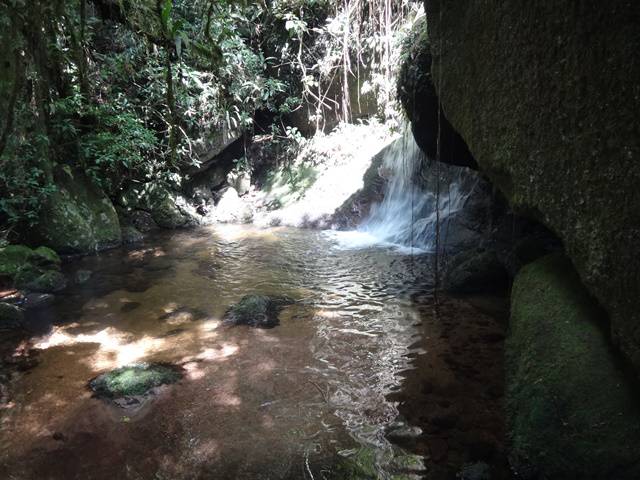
xmin=507 ymin=254 xmax=640 ymax=479
xmin=89 ymin=363 xmax=182 ymax=399
xmin=0 ymin=245 xmax=36 ymax=278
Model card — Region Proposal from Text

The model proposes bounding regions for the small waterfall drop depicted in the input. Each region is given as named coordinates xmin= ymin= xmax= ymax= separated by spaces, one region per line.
xmin=332 ymin=129 xmax=481 ymax=253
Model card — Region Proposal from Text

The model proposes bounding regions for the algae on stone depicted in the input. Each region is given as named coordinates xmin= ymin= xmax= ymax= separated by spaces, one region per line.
xmin=0 ymin=245 xmax=36 ymax=278
xmin=224 ymin=294 xmax=293 ymax=329
xmin=507 ymin=254 xmax=640 ymax=479
xmin=89 ymin=363 xmax=181 ymax=399
xmin=35 ymin=172 xmax=121 ymax=254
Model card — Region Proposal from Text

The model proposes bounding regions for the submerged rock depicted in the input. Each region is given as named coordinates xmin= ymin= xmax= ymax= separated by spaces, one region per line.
xmin=224 ymin=294 xmax=293 ymax=329
xmin=89 ymin=363 xmax=182 ymax=405
xmin=74 ymin=270 xmax=93 ymax=285
xmin=333 ymin=446 xmax=425 ymax=480
xmin=458 ymin=462 xmax=491 ymax=480
xmin=506 ymin=254 xmax=640 ymax=479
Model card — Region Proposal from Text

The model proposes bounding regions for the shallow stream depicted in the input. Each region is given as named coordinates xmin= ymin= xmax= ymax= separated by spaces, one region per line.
xmin=0 ymin=225 xmax=506 ymax=479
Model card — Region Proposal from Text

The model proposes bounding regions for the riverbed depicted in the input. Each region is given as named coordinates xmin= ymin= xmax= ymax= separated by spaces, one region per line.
xmin=0 ymin=225 xmax=507 ymax=479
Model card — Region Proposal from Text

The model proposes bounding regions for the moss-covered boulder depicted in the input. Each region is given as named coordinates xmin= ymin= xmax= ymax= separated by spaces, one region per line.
xmin=0 ymin=245 xmax=65 ymax=292
xmin=31 ymin=246 xmax=61 ymax=268
xmin=119 ymin=183 xmax=191 ymax=229
xmin=89 ymin=363 xmax=182 ymax=401
xmin=35 ymin=172 xmax=121 ymax=254
xmin=507 ymin=254 xmax=640 ymax=478
xmin=0 ymin=245 xmax=36 ymax=278
xmin=224 ymin=294 xmax=294 ymax=329
xmin=420 ymin=1 xmax=640 ymax=371
xmin=15 ymin=268 xmax=67 ymax=293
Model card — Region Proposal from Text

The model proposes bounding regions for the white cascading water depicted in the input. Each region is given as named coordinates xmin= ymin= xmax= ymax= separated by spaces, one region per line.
xmin=333 ymin=129 xmax=479 ymax=253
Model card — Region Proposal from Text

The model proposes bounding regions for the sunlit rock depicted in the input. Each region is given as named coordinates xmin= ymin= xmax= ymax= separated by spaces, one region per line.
xmin=215 ymin=187 xmax=254 ymax=224
xmin=89 ymin=363 xmax=182 ymax=407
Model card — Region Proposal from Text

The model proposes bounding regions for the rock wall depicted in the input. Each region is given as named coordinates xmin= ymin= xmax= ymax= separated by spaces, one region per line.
xmin=421 ymin=0 xmax=640 ymax=371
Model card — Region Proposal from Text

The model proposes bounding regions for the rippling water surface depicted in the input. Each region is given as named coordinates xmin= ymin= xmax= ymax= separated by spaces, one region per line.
xmin=0 ymin=225 xmax=439 ymax=479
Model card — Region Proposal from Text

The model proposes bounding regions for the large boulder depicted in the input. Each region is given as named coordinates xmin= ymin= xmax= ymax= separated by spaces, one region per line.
xmin=118 ymin=183 xmax=192 ymax=229
xmin=397 ymin=18 xmax=477 ymax=169
xmin=507 ymin=254 xmax=640 ymax=478
xmin=420 ymin=1 xmax=640 ymax=371
xmin=35 ymin=172 xmax=121 ymax=254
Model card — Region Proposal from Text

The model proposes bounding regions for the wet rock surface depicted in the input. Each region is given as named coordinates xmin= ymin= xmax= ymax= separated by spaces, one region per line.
xmin=224 ymin=294 xmax=294 ymax=329
xmin=422 ymin=0 xmax=640 ymax=373
xmin=89 ymin=363 xmax=182 ymax=408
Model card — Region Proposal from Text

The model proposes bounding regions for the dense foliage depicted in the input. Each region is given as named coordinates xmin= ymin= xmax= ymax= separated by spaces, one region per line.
xmin=0 ymin=0 xmax=420 ymax=235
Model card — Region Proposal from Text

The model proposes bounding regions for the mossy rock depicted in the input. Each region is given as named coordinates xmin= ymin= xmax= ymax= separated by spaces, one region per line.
xmin=224 ymin=294 xmax=294 ymax=329
xmin=89 ymin=363 xmax=182 ymax=399
xmin=31 ymin=246 xmax=61 ymax=268
xmin=15 ymin=269 xmax=67 ymax=293
xmin=0 ymin=245 xmax=35 ymax=278
xmin=331 ymin=447 xmax=423 ymax=480
xmin=35 ymin=172 xmax=121 ymax=254
xmin=506 ymin=254 xmax=640 ymax=479
xmin=119 ymin=183 xmax=189 ymax=230
xmin=334 ymin=447 xmax=381 ymax=479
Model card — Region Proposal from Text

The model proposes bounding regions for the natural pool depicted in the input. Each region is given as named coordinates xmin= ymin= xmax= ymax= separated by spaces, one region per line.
xmin=0 ymin=225 xmax=507 ymax=479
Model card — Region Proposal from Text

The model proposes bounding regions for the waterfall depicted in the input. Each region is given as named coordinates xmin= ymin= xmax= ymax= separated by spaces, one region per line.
xmin=332 ymin=130 xmax=483 ymax=253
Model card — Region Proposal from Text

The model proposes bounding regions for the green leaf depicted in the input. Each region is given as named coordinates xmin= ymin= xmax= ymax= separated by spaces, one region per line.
xmin=161 ymin=0 xmax=172 ymax=32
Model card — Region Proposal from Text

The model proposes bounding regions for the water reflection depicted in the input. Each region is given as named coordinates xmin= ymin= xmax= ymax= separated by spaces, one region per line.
xmin=1 ymin=225 xmax=435 ymax=479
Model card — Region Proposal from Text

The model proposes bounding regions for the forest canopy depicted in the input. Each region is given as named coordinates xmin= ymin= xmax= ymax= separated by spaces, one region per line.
xmin=0 ymin=0 xmax=419 ymax=234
